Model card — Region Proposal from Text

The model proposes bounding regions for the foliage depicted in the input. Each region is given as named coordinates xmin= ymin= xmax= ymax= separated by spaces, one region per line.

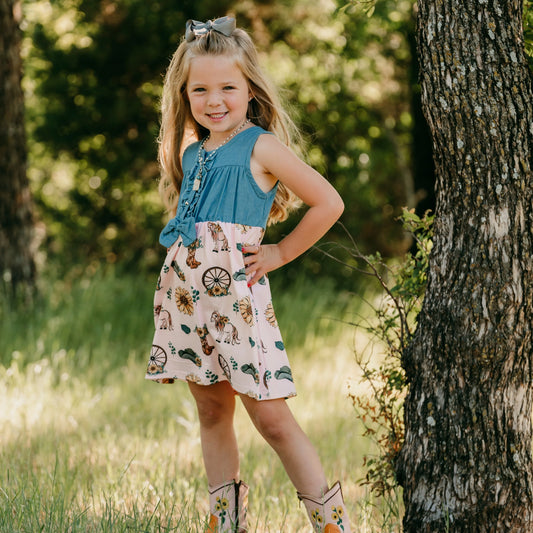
xmin=22 ymin=0 xmax=235 ymax=271
xmin=248 ymin=0 xmax=418 ymax=260
xmin=21 ymin=0 xmax=420 ymax=279
xmin=318 ymin=208 xmax=433 ymax=527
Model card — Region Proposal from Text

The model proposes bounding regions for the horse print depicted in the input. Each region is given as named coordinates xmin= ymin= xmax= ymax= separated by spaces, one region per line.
xmin=207 ymin=222 xmax=229 ymax=253
xmin=210 ymin=311 xmax=241 ymax=345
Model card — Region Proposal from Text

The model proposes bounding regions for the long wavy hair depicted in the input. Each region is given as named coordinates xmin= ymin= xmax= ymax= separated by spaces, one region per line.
xmin=158 ymin=24 xmax=302 ymax=224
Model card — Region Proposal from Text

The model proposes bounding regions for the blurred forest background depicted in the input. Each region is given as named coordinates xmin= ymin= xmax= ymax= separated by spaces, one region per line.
xmin=2 ymin=2 xmax=533 ymax=530
xmin=20 ymin=0 xmax=437 ymax=283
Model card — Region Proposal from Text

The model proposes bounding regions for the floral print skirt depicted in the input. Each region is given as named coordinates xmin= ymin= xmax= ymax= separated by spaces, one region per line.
xmin=145 ymin=221 xmax=297 ymax=401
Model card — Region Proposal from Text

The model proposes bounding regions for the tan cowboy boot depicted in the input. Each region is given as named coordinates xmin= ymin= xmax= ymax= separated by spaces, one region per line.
xmin=206 ymin=480 xmax=248 ymax=533
xmin=297 ymin=482 xmax=351 ymax=533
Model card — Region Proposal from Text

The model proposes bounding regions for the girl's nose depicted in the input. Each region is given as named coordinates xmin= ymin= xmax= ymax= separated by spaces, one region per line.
xmin=207 ymin=91 xmax=223 ymax=107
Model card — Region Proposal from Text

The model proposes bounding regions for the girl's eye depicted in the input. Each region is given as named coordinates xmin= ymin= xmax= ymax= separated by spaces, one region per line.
xmin=223 ymin=86 xmax=236 ymax=91
xmin=192 ymin=87 xmax=206 ymax=93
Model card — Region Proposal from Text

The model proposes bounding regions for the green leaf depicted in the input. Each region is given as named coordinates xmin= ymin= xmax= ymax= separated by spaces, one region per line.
xmin=233 ymin=268 xmax=247 ymax=281
xmin=274 ymin=366 xmax=293 ymax=382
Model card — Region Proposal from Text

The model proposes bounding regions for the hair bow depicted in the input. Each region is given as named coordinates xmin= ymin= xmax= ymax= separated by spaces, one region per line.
xmin=185 ymin=17 xmax=236 ymax=42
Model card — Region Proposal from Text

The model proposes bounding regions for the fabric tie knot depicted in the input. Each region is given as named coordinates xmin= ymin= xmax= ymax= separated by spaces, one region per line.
xmin=159 ymin=216 xmax=196 ymax=248
xmin=185 ymin=17 xmax=236 ymax=42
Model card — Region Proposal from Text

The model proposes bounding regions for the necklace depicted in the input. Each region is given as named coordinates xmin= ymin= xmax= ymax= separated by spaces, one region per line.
xmin=193 ymin=119 xmax=251 ymax=191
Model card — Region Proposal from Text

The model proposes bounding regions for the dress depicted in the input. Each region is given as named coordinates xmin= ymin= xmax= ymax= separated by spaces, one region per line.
xmin=145 ymin=126 xmax=296 ymax=400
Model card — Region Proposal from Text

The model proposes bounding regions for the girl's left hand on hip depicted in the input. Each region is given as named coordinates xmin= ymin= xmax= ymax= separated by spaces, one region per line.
xmin=242 ymin=244 xmax=283 ymax=287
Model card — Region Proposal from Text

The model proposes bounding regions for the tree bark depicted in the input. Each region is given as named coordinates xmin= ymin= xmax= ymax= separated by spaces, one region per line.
xmin=0 ymin=0 xmax=35 ymax=297
xmin=397 ymin=0 xmax=533 ymax=531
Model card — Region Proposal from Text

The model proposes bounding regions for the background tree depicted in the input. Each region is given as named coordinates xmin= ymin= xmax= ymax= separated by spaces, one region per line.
xmin=397 ymin=0 xmax=533 ymax=530
xmin=0 ymin=0 xmax=35 ymax=298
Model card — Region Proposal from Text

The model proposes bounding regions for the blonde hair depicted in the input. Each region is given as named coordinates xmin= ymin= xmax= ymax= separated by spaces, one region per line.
xmin=158 ymin=24 xmax=302 ymax=224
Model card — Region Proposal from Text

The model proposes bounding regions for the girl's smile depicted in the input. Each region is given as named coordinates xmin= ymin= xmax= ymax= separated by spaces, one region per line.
xmin=186 ymin=55 xmax=251 ymax=146
xmin=207 ymin=112 xmax=228 ymax=122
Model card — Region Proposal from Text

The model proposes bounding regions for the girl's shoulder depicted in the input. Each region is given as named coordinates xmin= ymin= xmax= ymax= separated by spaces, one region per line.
xmin=251 ymin=129 xmax=288 ymax=160
xmin=234 ymin=125 xmax=274 ymax=152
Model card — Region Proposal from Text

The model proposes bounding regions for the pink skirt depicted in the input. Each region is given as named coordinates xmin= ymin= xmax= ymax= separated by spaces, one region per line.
xmin=145 ymin=221 xmax=296 ymax=401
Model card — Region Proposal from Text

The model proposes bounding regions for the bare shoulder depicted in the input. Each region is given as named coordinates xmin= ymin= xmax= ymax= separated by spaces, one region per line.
xmin=249 ymin=133 xmax=286 ymax=192
xmin=252 ymin=132 xmax=344 ymax=212
xmin=253 ymin=133 xmax=293 ymax=162
xmin=251 ymin=133 xmax=307 ymax=177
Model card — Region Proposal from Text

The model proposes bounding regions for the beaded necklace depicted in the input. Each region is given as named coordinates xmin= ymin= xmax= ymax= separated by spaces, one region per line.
xmin=193 ymin=118 xmax=251 ymax=191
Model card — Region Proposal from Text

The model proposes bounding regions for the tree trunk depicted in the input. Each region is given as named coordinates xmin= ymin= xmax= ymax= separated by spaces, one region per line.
xmin=0 ymin=0 xmax=35 ymax=297
xmin=397 ymin=0 xmax=533 ymax=531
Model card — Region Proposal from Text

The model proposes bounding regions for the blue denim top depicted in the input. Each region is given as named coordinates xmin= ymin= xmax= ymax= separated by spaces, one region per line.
xmin=159 ymin=126 xmax=277 ymax=247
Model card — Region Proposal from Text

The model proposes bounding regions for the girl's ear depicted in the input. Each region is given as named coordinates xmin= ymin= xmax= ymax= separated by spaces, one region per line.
xmin=248 ymin=91 xmax=254 ymax=101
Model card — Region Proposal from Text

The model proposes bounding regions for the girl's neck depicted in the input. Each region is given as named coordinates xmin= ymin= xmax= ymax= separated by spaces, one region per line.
xmin=203 ymin=119 xmax=252 ymax=152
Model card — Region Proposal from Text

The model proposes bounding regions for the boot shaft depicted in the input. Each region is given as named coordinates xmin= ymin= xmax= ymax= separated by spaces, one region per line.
xmin=207 ymin=480 xmax=248 ymax=533
xmin=298 ymin=482 xmax=350 ymax=533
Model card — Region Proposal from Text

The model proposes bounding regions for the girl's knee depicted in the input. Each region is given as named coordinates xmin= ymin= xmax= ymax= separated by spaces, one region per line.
xmin=257 ymin=417 xmax=287 ymax=443
xmin=247 ymin=400 xmax=295 ymax=444
xmin=197 ymin=400 xmax=229 ymax=428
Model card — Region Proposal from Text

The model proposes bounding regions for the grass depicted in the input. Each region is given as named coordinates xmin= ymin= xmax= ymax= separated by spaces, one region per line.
xmin=0 ymin=266 xmax=402 ymax=532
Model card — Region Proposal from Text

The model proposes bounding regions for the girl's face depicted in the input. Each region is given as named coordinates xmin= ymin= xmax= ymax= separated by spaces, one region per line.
xmin=186 ymin=54 xmax=251 ymax=144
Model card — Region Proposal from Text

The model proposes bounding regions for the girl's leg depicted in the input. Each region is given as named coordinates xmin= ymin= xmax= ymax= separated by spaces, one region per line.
xmin=188 ymin=381 xmax=240 ymax=486
xmin=238 ymin=395 xmax=328 ymax=497
xmin=240 ymin=395 xmax=352 ymax=532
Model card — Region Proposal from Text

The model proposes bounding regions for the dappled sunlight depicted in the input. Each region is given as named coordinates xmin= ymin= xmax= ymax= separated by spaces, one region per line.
xmin=1 ymin=270 xmax=399 ymax=531
xmin=0 ymin=351 xmax=94 ymax=442
xmin=0 ymin=290 xmax=400 ymax=530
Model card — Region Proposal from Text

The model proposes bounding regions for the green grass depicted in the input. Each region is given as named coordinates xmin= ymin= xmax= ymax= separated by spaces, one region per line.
xmin=0 ymin=267 xmax=402 ymax=532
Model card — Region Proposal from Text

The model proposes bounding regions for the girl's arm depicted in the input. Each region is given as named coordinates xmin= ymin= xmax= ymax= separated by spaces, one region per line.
xmin=243 ymin=134 xmax=344 ymax=286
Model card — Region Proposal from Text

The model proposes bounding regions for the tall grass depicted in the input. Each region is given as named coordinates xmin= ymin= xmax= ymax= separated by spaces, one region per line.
xmin=0 ymin=267 xmax=401 ymax=532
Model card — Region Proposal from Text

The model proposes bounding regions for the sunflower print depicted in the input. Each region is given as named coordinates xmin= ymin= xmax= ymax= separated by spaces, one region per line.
xmin=175 ymin=287 xmax=194 ymax=315
xmin=331 ymin=504 xmax=345 ymax=526
xmin=147 ymin=362 xmax=162 ymax=375
xmin=264 ymin=302 xmax=278 ymax=327
xmin=207 ymin=285 xmax=229 ymax=297
xmin=311 ymin=509 xmax=323 ymax=526
xmin=238 ymin=296 xmax=254 ymax=326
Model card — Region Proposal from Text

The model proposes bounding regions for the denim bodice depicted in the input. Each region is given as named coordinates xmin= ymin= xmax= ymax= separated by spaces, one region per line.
xmin=159 ymin=126 xmax=277 ymax=247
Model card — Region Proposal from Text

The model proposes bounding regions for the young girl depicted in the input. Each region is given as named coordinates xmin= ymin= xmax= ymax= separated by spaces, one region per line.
xmin=145 ymin=16 xmax=350 ymax=533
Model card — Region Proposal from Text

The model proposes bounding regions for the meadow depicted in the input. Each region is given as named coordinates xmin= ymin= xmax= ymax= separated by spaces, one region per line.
xmin=0 ymin=267 xmax=401 ymax=532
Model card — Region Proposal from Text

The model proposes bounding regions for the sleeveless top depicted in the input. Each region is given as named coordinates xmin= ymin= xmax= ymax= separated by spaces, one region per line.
xmin=159 ymin=126 xmax=277 ymax=248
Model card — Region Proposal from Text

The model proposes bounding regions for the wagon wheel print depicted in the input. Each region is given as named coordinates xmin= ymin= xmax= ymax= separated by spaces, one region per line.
xmin=202 ymin=267 xmax=231 ymax=294
xmin=150 ymin=345 xmax=167 ymax=366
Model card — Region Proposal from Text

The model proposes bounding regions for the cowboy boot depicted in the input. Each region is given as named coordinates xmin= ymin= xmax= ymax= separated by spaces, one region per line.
xmin=206 ymin=480 xmax=249 ymax=533
xmin=297 ymin=481 xmax=351 ymax=533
